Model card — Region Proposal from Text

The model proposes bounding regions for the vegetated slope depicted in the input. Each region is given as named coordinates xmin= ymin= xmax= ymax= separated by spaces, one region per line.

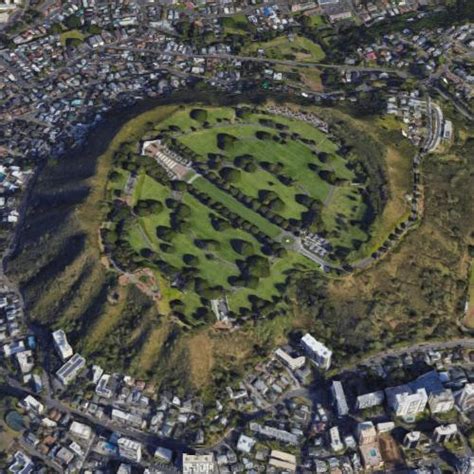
xmin=6 ymin=104 xmax=198 ymax=389
xmin=291 ymin=126 xmax=474 ymax=365
xmin=8 ymin=98 xmax=455 ymax=395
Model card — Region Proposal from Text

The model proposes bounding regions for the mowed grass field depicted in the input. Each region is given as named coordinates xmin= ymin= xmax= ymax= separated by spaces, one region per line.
xmin=244 ymin=35 xmax=326 ymax=62
xmin=128 ymin=173 xmax=313 ymax=316
xmin=122 ymin=105 xmax=370 ymax=317
xmin=156 ymin=106 xmax=368 ymax=250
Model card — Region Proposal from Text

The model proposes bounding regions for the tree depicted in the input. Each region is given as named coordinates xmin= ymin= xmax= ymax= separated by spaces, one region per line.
xmin=217 ymin=133 xmax=238 ymax=151
xmin=64 ymin=14 xmax=82 ymax=29
xmin=156 ymin=226 xmax=175 ymax=241
xmin=65 ymin=37 xmax=83 ymax=48
xmin=219 ymin=167 xmax=241 ymax=183
xmin=183 ymin=254 xmax=199 ymax=266
xmin=49 ymin=22 xmax=63 ymax=34
xmin=190 ymin=108 xmax=208 ymax=123
xmin=245 ymin=255 xmax=270 ymax=278
xmin=109 ymin=171 xmax=122 ymax=183
xmin=230 ymin=239 xmax=254 ymax=256
xmin=255 ymin=130 xmax=272 ymax=141
xmin=86 ymin=24 xmax=102 ymax=34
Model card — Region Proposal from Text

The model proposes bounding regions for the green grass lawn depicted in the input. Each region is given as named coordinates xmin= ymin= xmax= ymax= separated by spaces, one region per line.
xmin=127 ymin=174 xmax=313 ymax=314
xmin=176 ymin=118 xmax=356 ymax=219
xmin=156 ymin=106 xmax=236 ymax=134
xmin=221 ymin=13 xmax=252 ymax=36
xmin=305 ymin=14 xmax=326 ymax=27
xmin=59 ymin=29 xmax=85 ymax=46
xmin=191 ymin=177 xmax=282 ymax=238
xmin=111 ymin=104 xmax=371 ymax=320
xmin=322 ymin=185 xmax=368 ymax=251
xmin=156 ymin=106 xmax=367 ymax=245
xmin=244 ymin=35 xmax=326 ymax=62
xmin=106 ymin=168 xmax=129 ymax=199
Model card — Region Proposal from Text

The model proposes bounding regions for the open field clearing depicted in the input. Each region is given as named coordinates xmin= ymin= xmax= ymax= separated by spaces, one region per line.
xmin=244 ymin=35 xmax=326 ymax=62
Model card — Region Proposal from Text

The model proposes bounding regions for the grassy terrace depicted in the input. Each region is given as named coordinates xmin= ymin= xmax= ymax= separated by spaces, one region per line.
xmin=244 ymin=35 xmax=326 ymax=62
xmin=191 ymin=177 xmax=282 ymax=239
xmin=127 ymin=173 xmax=311 ymax=316
xmin=156 ymin=106 xmax=367 ymax=251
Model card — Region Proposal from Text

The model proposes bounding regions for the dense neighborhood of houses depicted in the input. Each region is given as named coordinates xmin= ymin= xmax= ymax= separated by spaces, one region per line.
xmin=3 ymin=296 xmax=474 ymax=473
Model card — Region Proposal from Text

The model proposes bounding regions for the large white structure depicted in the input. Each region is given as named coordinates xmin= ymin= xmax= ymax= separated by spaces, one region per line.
xmin=300 ymin=334 xmax=332 ymax=370
xmin=56 ymin=353 xmax=86 ymax=385
xmin=52 ymin=329 xmax=73 ymax=361
xmin=236 ymin=434 xmax=255 ymax=454
xmin=385 ymin=386 xmax=428 ymax=421
xmin=69 ymin=421 xmax=93 ymax=442
xmin=19 ymin=395 xmax=44 ymax=415
xmin=433 ymin=424 xmax=458 ymax=443
xmin=275 ymin=348 xmax=306 ymax=371
xmin=356 ymin=421 xmax=377 ymax=445
xmin=111 ymin=408 xmax=144 ymax=429
xmin=428 ymin=389 xmax=455 ymax=414
xmin=331 ymin=381 xmax=349 ymax=417
xmin=118 ymin=437 xmax=142 ymax=463
xmin=458 ymin=456 xmax=474 ymax=474
xmin=8 ymin=451 xmax=34 ymax=474
xmin=269 ymin=451 xmax=297 ymax=473
xmin=329 ymin=426 xmax=344 ymax=452
xmin=356 ymin=391 xmax=385 ymax=410
xmin=182 ymin=454 xmax=216 ymax=473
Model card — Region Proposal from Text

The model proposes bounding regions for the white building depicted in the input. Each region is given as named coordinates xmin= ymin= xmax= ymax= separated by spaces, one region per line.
xmin=403 ymin=431 xmax=421 ymax=449
xmin=433 ymin=424 xmax=458 ymax=444
xmin=15 ymin=350 xmax=34 ymax=374
xmin=331 ymin=381 xmax=349 ymax=417
xmin=300 ymin=334 xmax=332 ymax=370
xmin=458 ymin=456 xmax=474 ymax=474
xmin=52 ymin=329 xmax=73 ymax=361
xmin=269 ymin=451 xmax=297 ymax=473
xmin=56 ymin=353 xmax=86 ymax=385
xmin=118 ymin=437 xmax=142 ymax=463
xmin=236 ymin=434 xmax=256 ymax=454
xmin=385 ymin=386 xmax=428 ymax=421
xmin=19 ymin=395 xmax=44 ymax=415
xmin=275 ymin=348 xmax=306 ymax=371
xmin=8 ymin=451 xmax=34 ymax=474
xmin=329 ymin=426 xmax=344 ymax=452
xmin=111 ymin=408 xmax=144 ymax=429
xmin=182 ymin=453 xmax=216 ymax=473
xmin=428 ymin=389 xmax=455 ymax=414
xmin=69 ymin=421 xmax=93 ymax=442
xmin=356 ymin=421 xmax=377 ymax=445
xmin=356 ymin=391 xmax=384 ymax=410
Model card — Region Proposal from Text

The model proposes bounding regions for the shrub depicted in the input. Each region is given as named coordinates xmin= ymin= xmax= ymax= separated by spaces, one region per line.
xmin=230 ymin=239 xmax=254 ymax=256
xmin=183 ymin=254 xmax=199 ymax=266
xmin=156 ymin=226 xmax=175 ymax=241
xmin=190 ymin=108 xmax=208 ymax=123
xmin=217 ymin=133 xmax=238 ymax=151
xmin=255 ymin=130 xmax=272 ymax=141
xmin=219 ymin=167 xmax=241 ymax=183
